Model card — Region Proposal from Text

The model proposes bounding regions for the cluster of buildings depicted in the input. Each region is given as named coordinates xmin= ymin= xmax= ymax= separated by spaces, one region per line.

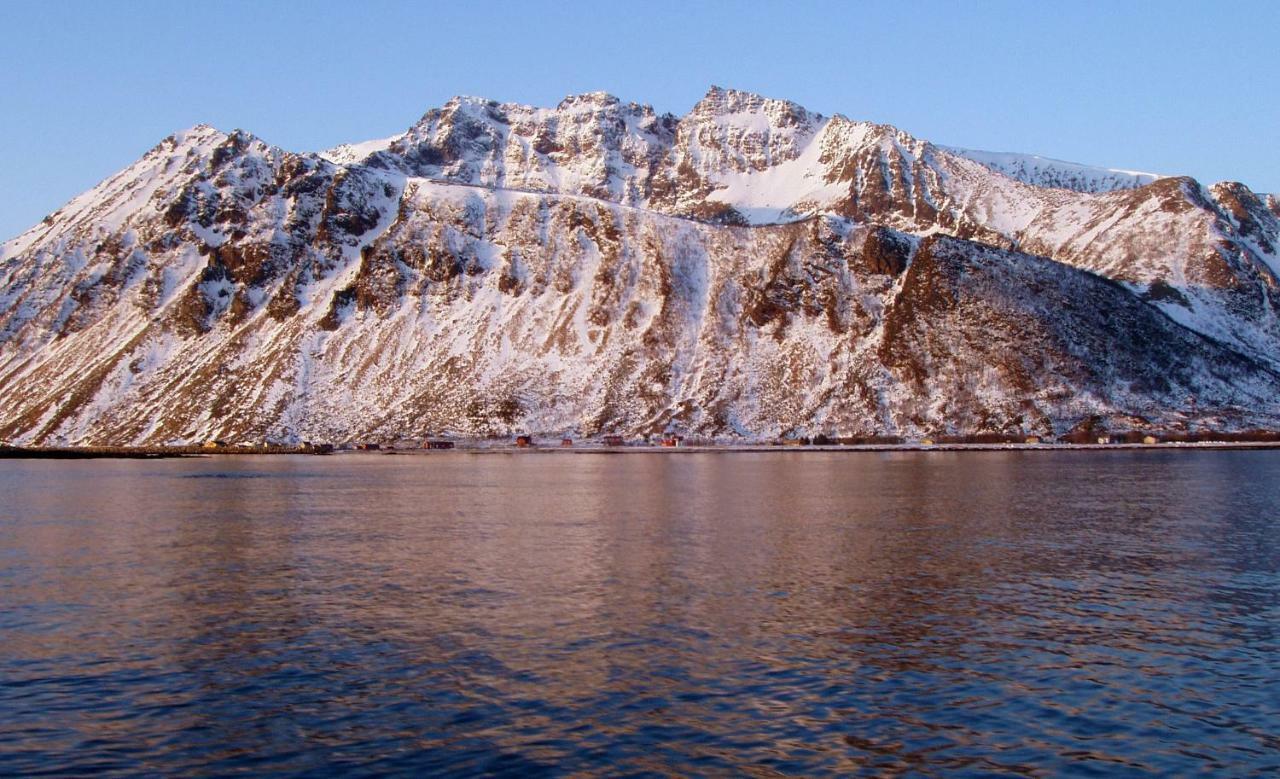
xmin=200 ymin=429 xmax=1270 ymax=454
xmin=515 ymin=434 xmax=685 ymax=448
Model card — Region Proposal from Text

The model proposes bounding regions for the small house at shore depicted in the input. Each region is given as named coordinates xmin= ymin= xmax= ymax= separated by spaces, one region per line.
xmin=660 ymin=435 xmax=684 ymax=447
xmin=515 ymin=435 xmax=533 ymax=448
xmin=602 ymin=435 xmax=625 ymax=447
xmin=561 ymin=438 xmax=573 ymax=447
xmin=1096 ymin=436 xmax=1113 ymax=445
xmin=424 ymin=440 xmax=454 ymax=450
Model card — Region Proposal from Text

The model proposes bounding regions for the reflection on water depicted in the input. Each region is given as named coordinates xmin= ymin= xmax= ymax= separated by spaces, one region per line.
xmin=1 ymin=451 xmax=1278 ymax=775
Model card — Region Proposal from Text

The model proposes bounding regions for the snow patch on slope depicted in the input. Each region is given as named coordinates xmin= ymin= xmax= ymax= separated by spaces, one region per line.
xmin=706 ymin=118 xmax=852 ymax=223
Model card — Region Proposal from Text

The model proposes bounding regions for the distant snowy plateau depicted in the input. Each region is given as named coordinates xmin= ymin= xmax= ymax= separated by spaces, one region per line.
xmin=3 ymin=86 xmax=1280 ymax=445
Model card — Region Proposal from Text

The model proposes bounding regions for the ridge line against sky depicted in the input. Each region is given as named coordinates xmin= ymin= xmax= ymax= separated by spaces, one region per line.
xmin=1 ymin=0 xmax=1277 ymax=242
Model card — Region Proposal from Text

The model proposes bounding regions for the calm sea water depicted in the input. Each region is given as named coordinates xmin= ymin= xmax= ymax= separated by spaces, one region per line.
xmin=1 ymin=451 xmax=1278 ymax=776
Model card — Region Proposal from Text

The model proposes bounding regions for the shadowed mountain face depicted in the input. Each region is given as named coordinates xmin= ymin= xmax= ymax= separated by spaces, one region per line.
xmin=2 ymin=87 xmax=1279 ymax=445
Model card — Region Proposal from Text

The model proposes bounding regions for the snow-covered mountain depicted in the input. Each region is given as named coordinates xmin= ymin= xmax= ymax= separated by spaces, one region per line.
xmin=2 ymin=86 xmax=1278 ymax=445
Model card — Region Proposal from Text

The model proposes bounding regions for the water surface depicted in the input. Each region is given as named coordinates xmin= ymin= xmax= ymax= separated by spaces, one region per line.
xmin=1 ymin=451 xmax=1278 ymax=775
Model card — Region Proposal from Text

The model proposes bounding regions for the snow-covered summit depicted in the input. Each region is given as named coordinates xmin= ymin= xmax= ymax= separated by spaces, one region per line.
xmin=943 ymin=147 xmax=1164 ymax=193
xmin=319 ymin=134 xmax=405 ymax=165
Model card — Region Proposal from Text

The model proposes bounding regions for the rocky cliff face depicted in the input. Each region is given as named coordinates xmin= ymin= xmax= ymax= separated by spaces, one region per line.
xmin=2 ymin=87 xmax=1278 ymax=444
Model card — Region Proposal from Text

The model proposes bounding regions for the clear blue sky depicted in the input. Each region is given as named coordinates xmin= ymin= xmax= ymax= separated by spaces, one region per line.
xmin=2 ymin=0 xmax=1277 ymax=241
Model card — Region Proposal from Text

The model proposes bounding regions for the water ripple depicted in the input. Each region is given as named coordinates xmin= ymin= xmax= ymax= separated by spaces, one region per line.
xmin=1 ymin=451 xmax=1278 ymax=775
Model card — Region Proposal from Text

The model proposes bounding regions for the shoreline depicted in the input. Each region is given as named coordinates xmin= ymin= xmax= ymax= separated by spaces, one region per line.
xmin=0 ymin=444 xmax=328 ymax=460
xmin=5 ymin=441 xmax=1280 ymax=459
xmin=370 ymin=441 xmax=1280 ymax=454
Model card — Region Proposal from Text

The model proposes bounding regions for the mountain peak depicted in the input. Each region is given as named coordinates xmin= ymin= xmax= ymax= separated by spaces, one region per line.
xmin=169 ymin=124 xmax=227 ymax=145
xmin=555 ymin=91 xmax=622 ymax=111
xmin=691 ymin=85 xmax=817 ymax=122
xmin=445 ymin=94 xmax=498 ymax=108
